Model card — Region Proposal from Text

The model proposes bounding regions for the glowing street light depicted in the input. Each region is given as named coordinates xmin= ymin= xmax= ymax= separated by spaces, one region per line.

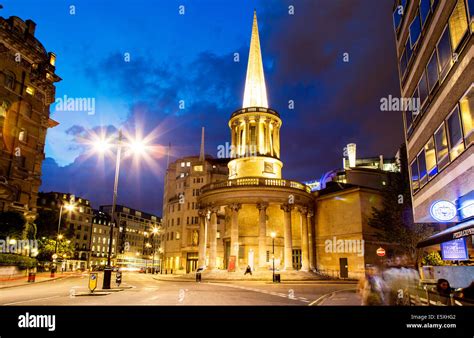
xmin=53 ymin=202 xmax=74 ymax=277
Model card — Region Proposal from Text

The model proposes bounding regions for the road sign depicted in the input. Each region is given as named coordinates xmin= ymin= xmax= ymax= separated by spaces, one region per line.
xmin=376 ymin=247 xmax=386 ymax=257
xmin=116 ymin=271 xmax=122 ymax=286
xmin=89 ymin=273 xmax=98 ymax=293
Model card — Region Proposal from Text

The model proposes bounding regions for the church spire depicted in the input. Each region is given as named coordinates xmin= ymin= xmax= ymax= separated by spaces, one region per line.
xmin=242 ymin=11 xmax=268 ymax=109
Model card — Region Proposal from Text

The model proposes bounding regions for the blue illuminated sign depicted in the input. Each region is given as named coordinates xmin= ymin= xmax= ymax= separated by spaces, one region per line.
xmin=441 ymin=238 xmax=468 ymax=261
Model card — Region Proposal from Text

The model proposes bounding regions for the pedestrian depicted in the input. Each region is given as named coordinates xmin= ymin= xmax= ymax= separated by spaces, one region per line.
xmin=244 ymin=265 xmax=252 ymax=275
xmin=459 ymin=281 xmax=474 ymax=301
xmin=435 ymin=278 xmax=453 ymax=305
xmin=358 ymin=265 xmax=385 ymax=306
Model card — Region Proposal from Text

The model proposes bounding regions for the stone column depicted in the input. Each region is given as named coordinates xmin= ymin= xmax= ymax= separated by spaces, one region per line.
xmin=229 ymin=203 xmax=241 ymax=270
xmin=308 ymin=208 xmax=315 ymax=270
xmin=257 ymin=203 xmax=268 ymax=269
xmin=254 ymin=117 xmax=260 ymax=155
xmin=281 ymin=204 xmax=293 ymax=270
xmin=230 ymin=122 xmax=237 ymax=157
xmin=244 ymin=118 xmax=250 ymax=156
xmin=208 ymin=207 xmax=219 ymax=270
xmin=298 ymin=206 xmax=309 ymax=271
xmin=266 ymin=119 xmax=271 ymax=155
xmin=198 ymin=209 xmax=208 ymax=268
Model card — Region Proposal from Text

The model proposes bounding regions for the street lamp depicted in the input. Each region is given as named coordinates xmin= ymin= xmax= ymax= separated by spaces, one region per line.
xmin=52 ymin=203 xmax=74 ymax=277
xmin=93 ymin=130 xmax=151 ymax=289
xmin=270 ymin=231 xmax=276 ymax=282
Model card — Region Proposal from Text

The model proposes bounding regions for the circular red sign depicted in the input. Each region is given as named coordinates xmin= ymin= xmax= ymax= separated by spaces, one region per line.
xmin=376 ymin=248 xmax=386 ymax=257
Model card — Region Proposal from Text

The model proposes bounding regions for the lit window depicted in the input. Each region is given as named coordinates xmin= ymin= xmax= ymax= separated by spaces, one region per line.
xmin=409 ymin=13 xmax=422 ymax=47
xmin=447 ymin=106 xmax=465 ymax=161
xmin=449 ymin=0 xmax=468 ymax=50
xmin=434 ymin=123 xmax=450 ymax=170
xmin=424 ymin=137 xmax=437 ymax=178
xmin=49 ymin=53 xmax=56 ymax=66
xmin=417 ymin=150 xmax=428 ymax=187
xmin=26 ymin=86 xmax=35 ymax=95
xmin=410 ymin=159 xmax=420 ymax=192
xmin=460 ymin=85 xmax=474 ymax=146
xmin=176 ymin=232 xmax=180 ymax=240
xmin=180 ymin=173 xmax=185 ymax=178
xmin=186 ymin=162 xmax=191 ymax=167
xmin=193 ymin=165 xmax=203 ymax=172
xmin=217 ymin=231 xmax=221 ymax=239
xmin=426 ymin=51 xmax=439 ymax=93
xmin=0 ymin=100 xmax=10 ymax=118
xmin=18 ymin=129 xmax=27 ymax=142
xmin=181 ymin=162 xmax=185 ymax=167
xmin=437 ymin=27 xmax=452 ymax=79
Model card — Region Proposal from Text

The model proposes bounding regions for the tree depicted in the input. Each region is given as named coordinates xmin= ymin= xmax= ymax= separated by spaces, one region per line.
xmin=35 ymin=209 xmax=60 ymax=238
xmin=368 ymin=144 xmax=436 ymax=264
xmin=36 ymin=237 xmax=74 ymax=262
xmin=0 ymin=211 xmax=26 ymax=238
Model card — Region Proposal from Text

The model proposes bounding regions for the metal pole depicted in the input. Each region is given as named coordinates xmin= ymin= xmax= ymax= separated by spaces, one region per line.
xmin=55 ymin=204 xmax=63 ymax=254
xmin=103 ymin=130 xmax=122 ymax=289
xmin=152 ymin=234 xmax=156 ymax=274
xmin=272 ymin=237 xmax=275 ymax=282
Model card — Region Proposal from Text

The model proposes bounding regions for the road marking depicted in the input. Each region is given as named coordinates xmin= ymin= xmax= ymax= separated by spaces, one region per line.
xmin=308 ymin=287 xmax=357 ymax=306
xmin=4 ymin=295 xmax=60 ymax=305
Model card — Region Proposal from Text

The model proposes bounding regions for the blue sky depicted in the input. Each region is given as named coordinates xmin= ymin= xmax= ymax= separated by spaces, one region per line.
xmin=1 ymin=0 xmax=403 ymax=215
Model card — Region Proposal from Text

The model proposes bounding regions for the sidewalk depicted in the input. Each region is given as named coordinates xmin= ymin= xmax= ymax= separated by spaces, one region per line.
xmin=0 ymin=271 xmax=81 ymax=289
xmin=151 ymin=269 xmax=358 ymax=283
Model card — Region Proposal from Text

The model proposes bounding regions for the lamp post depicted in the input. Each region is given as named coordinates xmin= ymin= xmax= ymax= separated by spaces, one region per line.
xmin=271 ymin=231 xmax=276 ymax=282
xmin=158 ymin=247 xmax=164 ymax=274
xmin=52 ymin=203 xmax=74 ymax=277
xmin=103 ymin=130 xmax=123 ymax=289
xmin=151 ymin=227 xmax=159 ymax=274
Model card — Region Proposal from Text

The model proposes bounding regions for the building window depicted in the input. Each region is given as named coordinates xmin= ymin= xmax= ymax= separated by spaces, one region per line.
xmin=418 ymin=71 xmax=429 ymax=109
xmin=437 ymin=27 xmax=452 ymax=80
xmin=266 ymin=250 xmax=270 ymax=262
xmin=424 ymin=137 xmax=437 ymax=178
xmin=216 ymin=231 xmax=220 ymax=239
xmin=393 ymin=5 xmax=403 ymax=31
xmin=417 ymin=150 xmax=428 ymax=187
xmin=405 ymin=109 xmax=413 ymax=138
xmin=460 ymin=85 xmax=474 ymax=146
xmin=447 ymin=106 xmax=465 ymax=161
xmin=18 ymin=129 xmax=27 ymax=142
xmin=420 ymin=0 xmax=431 ymax=27
xmin=194 ymin=165 xmax=203 ymax=172
xmin=0 ymin=99 xmax=10 ymax=118
xmin=176 ymin=232 xmax=180 ymax=240
xmin=177 ymin=218 xmax=180 ymax=226
xmin=4 ymin=71 xmax=15 ymax=90
xmin=181 ymin=162 xmax=185 ymax=167
xmin=186 ymin=216 xmax=189 ymax=225
xmin=426 ymin=51 xmax=439 ymax=93
xmin=264 ymin=162 xmax=274 ymax=173
xmin=26 ymin=86 xmax=35 ymax=96
xmin=434 ymin=122 xmax=450 ymax=170
xmin=449 ymin=0 xmax=468 ymax=50
xmin=186 ymin=162 xmax=191 ymax=167
xmin=409 ymin=13 xmax=422 ymax=48
xmin=410 ymin=160 xmax=420 ymax=192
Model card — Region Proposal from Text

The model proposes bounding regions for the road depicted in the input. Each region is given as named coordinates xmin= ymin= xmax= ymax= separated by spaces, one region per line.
xmin=0 ymin=272 xmax=359 ymax=306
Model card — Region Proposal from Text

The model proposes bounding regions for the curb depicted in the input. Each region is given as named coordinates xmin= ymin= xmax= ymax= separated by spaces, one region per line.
xmin=0 ymin=274 xmax=74 ymax=290
xmin=151 ymin=276 xmax=358 ymax=284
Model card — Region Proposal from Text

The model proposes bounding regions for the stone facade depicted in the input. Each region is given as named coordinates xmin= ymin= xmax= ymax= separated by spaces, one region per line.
xmin=0 ymin=16 xmax=60 ymax=220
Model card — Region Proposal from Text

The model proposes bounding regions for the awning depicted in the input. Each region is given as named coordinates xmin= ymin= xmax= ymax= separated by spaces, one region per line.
xmin=417 ymin=218 xmax=474 ymax=248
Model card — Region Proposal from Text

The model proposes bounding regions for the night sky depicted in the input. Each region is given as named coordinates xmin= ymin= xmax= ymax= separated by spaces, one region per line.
xmin=2 ymin=0 xmax=403 ymax=215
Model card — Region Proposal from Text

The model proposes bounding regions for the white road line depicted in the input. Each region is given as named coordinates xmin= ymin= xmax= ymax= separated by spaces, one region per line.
xmin=4 ymin=295 xmax=60 ymax=305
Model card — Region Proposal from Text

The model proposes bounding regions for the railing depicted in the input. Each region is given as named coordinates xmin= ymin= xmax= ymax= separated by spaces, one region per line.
xmin=407 ymin=286 xmax=474 ymax=306
xmin=201 ymin=177 xmax=311 ymax=194
xmin=230 ymin=107 xmax=280 ymax=119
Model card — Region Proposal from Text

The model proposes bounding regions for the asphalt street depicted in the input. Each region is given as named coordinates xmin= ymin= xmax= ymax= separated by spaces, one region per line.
xmin=0 ymin=272 xmax=358 ymax=306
